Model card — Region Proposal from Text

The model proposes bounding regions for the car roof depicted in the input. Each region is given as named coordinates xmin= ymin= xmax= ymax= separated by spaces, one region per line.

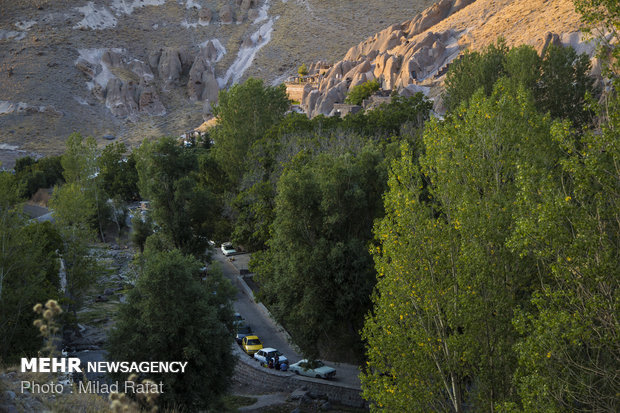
xmin=245 ymin=335 xmax=259 ymax=340
xmin=261 ymin=347 xmax=278 ymax=352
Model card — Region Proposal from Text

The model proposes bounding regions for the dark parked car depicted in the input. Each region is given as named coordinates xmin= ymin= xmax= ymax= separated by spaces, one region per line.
xmin=233 ymin=312 xmax=245 ymax=327
xmin=235 ymin=324 xmax=252 ymax=344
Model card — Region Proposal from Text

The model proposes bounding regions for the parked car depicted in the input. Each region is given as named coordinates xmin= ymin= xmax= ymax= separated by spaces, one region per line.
xmin=221 ymin=242 xmax=236 ymax=256
xmin=233 ymin=312 xmax=245 ymax=327
xmin=289 ymin=359 xmax=336 ymax=379
xmin=235 ymin=324 xmax=252 ymax=344
xmin=253 ymin=348 xmax=288 ymax=365
xmin=241 ymin=335 xmax=263 ymax=355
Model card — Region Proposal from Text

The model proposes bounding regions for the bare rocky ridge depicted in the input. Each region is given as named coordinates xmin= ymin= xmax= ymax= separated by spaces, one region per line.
xmin=300 ymin=0 xmax=594 ymax=117
xmin=0 ymin=0 xmax=433 ymax=157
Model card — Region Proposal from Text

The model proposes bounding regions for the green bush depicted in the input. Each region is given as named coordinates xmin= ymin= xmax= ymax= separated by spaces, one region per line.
xmin=14 ymin=155 xmax=64 ymax=199
xmin=344 ymin=79 xmax=380 ymax=105
xmin=298 ymin=63 xmax=308 ymax=77
xmin=130 ymin=213 xmax=153 ymax=252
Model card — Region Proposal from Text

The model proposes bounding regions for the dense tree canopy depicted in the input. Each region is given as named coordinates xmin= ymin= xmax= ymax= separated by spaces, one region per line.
xmin=233 ymin=94 xmax=432 ymax=251
xmin=508 ymin=90 xmax=620 ymax=413
xmin=107 ymin=247 xmax=236 ymax=410
xmin=253 ymin=144 xmax=389 ymax=358
xmin=135 ymin=137 xmax=217 ymax=256
xmin=362 ymin=9 xmax=617 ymax=407
xmin=444 ymin=41 xmax=597 ymax=128
xmin=443 ymin=41 xmax=508 ymax=112
xmin=1 ymin=10 xmax=615 ymax=407
xmin=362 ymin=82 xmax=555 ymax=411
xmin=211 ymin=78 xmax=290 ymax=184
xmin=537 ymin=45 xmax=596 ymax=128
xmin=0 ymin=173 xmax=61 ymax=363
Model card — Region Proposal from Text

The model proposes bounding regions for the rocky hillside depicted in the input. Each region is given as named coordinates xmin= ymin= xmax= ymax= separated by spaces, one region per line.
xmin=0 ymin=0 xmax=433 ymax=161
xmin=300 ymin=0 xmax=596 ymax=117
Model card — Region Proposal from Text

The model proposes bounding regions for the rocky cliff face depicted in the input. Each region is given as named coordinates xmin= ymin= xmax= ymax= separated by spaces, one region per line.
xmin=74 ymin=42 xmax=224 ymax=120
xmin=12 ymin=0 xmax=273 ymax=122
xmin=300 ymin=0 xmax=592 ymax=117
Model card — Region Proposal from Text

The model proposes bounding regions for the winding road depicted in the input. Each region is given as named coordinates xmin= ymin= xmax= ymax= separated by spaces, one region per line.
xmin=213 ymin=250 xmax=362 ymax=389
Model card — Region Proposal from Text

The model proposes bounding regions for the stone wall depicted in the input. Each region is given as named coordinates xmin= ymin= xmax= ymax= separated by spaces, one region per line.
xmin=232 ymin=344 xmax=366 ymax=408
xmin=285 ymin=82 xmax=307 ymax=102
xmin=332 ymin=103 xmax=363 ymax=117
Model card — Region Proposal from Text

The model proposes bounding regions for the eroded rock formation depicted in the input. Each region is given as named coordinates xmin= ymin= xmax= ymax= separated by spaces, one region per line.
xmin=198 ymin=8 xmax=212 ymax=24
xmin=187 ymin=41 xmax=220 ymax=103
xmin=75 ymin=44 xmax=223 ymax=120
xmin=220 ymin=4 xmax=234 ymax=24
xmin=301 ymin=0 xmax=473 ymax=117
xmin=300 ymin=0 xmax=587 ymax=117
xmin=158 ymin=47 xmax=193 ymax=88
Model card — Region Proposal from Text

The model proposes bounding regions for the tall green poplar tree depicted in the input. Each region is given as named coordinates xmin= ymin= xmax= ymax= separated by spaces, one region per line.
xmin=59 ymin=132 xmax=109 ymax=240
xmin=51 ymin=133 xmax=102 ymax=312
xmin=362 ymin=82 xmax=556 ymax=411
xmin=503 ymin=4 xmax=620 ymax=410
xmin=212 ymin=78 xmax=289 ymax=185
xmin=508 ymin=88 xmax=620 ymax=413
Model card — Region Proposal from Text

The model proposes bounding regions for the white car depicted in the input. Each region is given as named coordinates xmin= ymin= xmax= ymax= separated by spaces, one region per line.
xmin=221 ymin=242 xmax=236 ymax=256
xmin=253 ymin=348 xmax=288 ymax=365
xmin=289 ymin=359 xmax=336 ymax=379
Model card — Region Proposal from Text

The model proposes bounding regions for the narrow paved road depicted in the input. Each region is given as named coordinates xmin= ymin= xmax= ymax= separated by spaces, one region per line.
xmin=213 ymin=250 xmax=362 ymax=388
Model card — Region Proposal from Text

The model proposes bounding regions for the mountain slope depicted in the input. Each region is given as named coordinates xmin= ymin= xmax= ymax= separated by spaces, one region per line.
xmin=0 ymin=0 xmax=432 ymax=160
